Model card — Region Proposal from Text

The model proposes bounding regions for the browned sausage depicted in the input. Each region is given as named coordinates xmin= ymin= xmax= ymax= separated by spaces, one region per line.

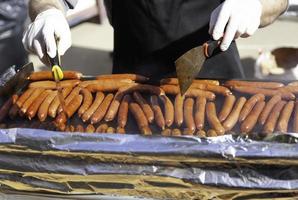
xmin=78 ymin=88 xmax=93 ymax=117
xmin=12 ymin=94 xmax=19 ymax=104
xmin=150 ymin=95 xmax=165 ymax=130
xmin=218 ymin=95 xmax=236 ymax=122
xmin=86 ymin=80 xmax=133 ymax=92
xmin=116 ymin=127 xmax=126 ymax=134
xmin=91 ymin=93 xmax=114 ymax=124
xmin=161 ymin=128 xmax=172 ymax=136
xmin=29 ymin=80 xmax=80 ymax=89
xmin=239 ymin=94 xmax=265 ymax=122
xmin=263 ymin=101 xmax=286 ymax=136
xmin=117 ymin=94 xmax=131 ymax=128
xmin=207 ymin=129 xmax=218 ymax=137
xmin=288 ymin=82 xmax=298 ymax=86
xmin=205 ymin=85 xmax=232 ymax=96
xmin=106 ymin=127 xmax=116 ymax=134
xmin=118 ymin=84 xmax=165 ymax=96
xmin=55 ymin=95 xmax=83 ymax=124
xmin=129 ymin=102 xmax=150 ymax=135
xmin=276 ymin=101 xmax=295 ymax=133
xmin=27 ymin=90 xmax=50 ymax=120
xmin=160 ymin=95 xmax=174 ymax=127
xmin=105 ymin=92 xmax=124 ymax=122
xmin=232 ymin=86 xmax=295 ymax=100
xmin=194 ymin=97 xmax=206 ymax=130
xmin=81 ymin=92 xmax=105 ymax=122
xmin=293 ymin=101 xmax=298 ymax=133
xmin=184 ymin=98 xmax=196 ymax=135
xmin=141 ymin=126 xmax=152 ymax=136
xmin=223 ymin=97 xmax=247 ymax=131
xmin=279 ymin=86 xmax=298 ymax=94
xmin=85 ymin=124 xmax=95 ymax=133
xmin=225 ymin=80 xmax=284 ymax=89
xmin=196 ymin=130 xmax=207 ymax=138
xmin=16 ymin=88 xmax=35 ymax=108
xmin=75 ymin=125 xmax=85 ymax=132
xmin=160 ymin=78 xmax=219 ymax=86
xmin=174 ymin=94 xmax=184 ymax=127
xmin=29 ymin=71 xmax=82 ymax=81
xmin=96 ymin=74 xmax=149 ymax=82
xmin=20 ymin=88 xmax=45 ymax=114
xmin=240 ymin=101 xmax=265 ymax=133
xmin=0 ymin=97 xmax=13 ymax=122
xmin=206 ymin=102 xmax=225 ymax=135
xmin=133 ymin=92 xmax=154 ymax=123
xmin=58 ymin=87 xmax=81 ymax=113
xmin=96 ymin=124 xmax=109 ymax=133
xmin=258 ymin=95 xmax=282 ymax=125
xmin=38 ymin=91 xmax=57 ymax=122
xmin=172 ymin=129 xmax=182 ymax=136
xmin=48 ymin=87 xmax=73 ymax=118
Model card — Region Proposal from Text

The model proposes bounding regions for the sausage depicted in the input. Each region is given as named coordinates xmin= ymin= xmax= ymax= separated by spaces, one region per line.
xmin=239 ymin=94 xmax=265 ymax=122
xmin=288 ymin=82 xmax=298 ymax=87
xmin=12 ymin=94 xmax=19 ymax=104
xmin=150 ymin=95 xmax=165 ymax=130
xmin=48 ymin=87 xmax=73 ymax=118
xmin=206 ymin=102 xmax=225 ymax=135
xmin=86 ymin=81 xmax=133 ymax=92
xmin=85 ymin=124 xmax=95 ymax=133
xmin=258 ymin=95 xmax=282 ymax=125
xmin=160 ymin=85 xmax=215 ymax=100
xmin=194 ymin=97 xmax=206 ymax=130
xmin=205 ymin=85 xmax=232 ymax=96
xmin=207 ymin=129 xmax=218 ymax=137
xmin=29 ymin=71 xmax=83 ymax=81
xmin=232 ymin=86 xmax=295 ymax=100
xmin=96 ymin=124 xmax=109 ymax=133
xmin=161 ymin=128 xmax=172 ymax=136
xmin=174 ymin=94 xmax=184 ymax=127
xmin=0 ymin=97 xmax=13 ymax=122
xmin=81 ymin=92 xmax=105 ymax=122
xmin=225 ymin=80 xmax=284 ymax=89
xmin=276 ymin=101 xmax=294 ymax=133
xmin=160 ymin=78 xmax=219 ymax=86
xmin=218 ymin=95 xmax=236 ymax=122
xmin=105 ymin=92 xmax=124 ymax=122
xmin=117 ymin=94 xmax=131 ymax=128
xmin=293 ymin=101 xmax=298 ymax=133
xmin=20 ymin=88 xmax=45 ymax=114
xmin=118 ymin=84 xmax=165 ymax=96
xmin=27 ymin=90 xmax=50 ymax=120
xmin=116 ymin=127 xmax=126 ymax=134
xmin=79 ymin=79 xmax=134 ymax=88
xmin=196 ymin=130 xmax=207 ymax=138
xmin=133 ymin=92 xmax=154 ymax=123
xmin=16 ymin=88 xmax=35 ymax=108
xmin=78 ymin=88 xmax=93 ymax=117
xmin=141 ymin=126 xmax=152 ymax=136
xmin=96 ymin=74 xmax=149 ymax=82
xmin=91 ymin=93 xmax=114 ymax=124
xmin=105 ymin=127 xmax=114 ymax=134
xmin=240 ymin=101 xmax=265 ymax=133
xmin=38 ymin=91 xmax=57 ymax=122
xmin=75 ymin=125 xmax=85 ymax=132
xmin=279 ymin=86 xmax=298 ymax=95
xmin=263 ymin=101 xmax=286 ymax=136
xmin=55 ymin=95 xmax=83 ymax=124
xmin=184 ymin=98 xmax=196 ymax=135
xmin=58 ymin=87 xmax=81 ymax=113
xmin=160 ymin=95 xmax=174 ymax=127
xmin=29 ymin=80 xmax=80 ymax=89
xmin=172 ymin=129 xmax=182 ymax=136
xmin=129 ymin=102 xmax=150 ymax=135
xmin=223 ymin=97 xmax=247 ymax=131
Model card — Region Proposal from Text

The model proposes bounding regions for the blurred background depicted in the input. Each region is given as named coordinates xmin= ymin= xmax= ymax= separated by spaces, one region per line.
xmin=2 ymin=0 xmax=298 ymax=80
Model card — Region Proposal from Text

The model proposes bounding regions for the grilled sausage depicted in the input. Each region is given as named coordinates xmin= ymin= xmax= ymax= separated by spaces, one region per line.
xmin=172 ymin=129 xmax=182 ymax=136
xmin=117 ymin=94 xmax=131 ymax=128
xmin=75 ymin=125 xmax=85 ymax=132
xmin=205 ymin=85 xmax=232 ymax=96
xmin=91 ymin=93 xmax=114 ymax=124
xmin=78 ymin=88 xmax=93 ymax=117
xmin=225 ymin=80 xmax=284 ymax=89
xmin=16 ymin=88 xmax=35 ymax=108
xmin=240 ymin=101 xmax=265 ymax=133
xmin=196 ymin=130 xmax=207 ymax=138
xmin=11 ymin=94 xmax=19 ymax=104
xmin=160 ymin=95 xmax=174 ymax=127
xmin=223 ymin=97 xmax=247 ymax=131
xmin=194 ymin=97 xmax=206 ymax=130
xmin=29 ymin=80 xmax=80 ymax=89
xmin=141 ymin=126 xmax=152 ymax=136
xmin=150 ymin=95 xmax=165 ymax=130
xmin=27 ymin=90 xmax=50 ymax=120
xmin=58 ymin=87 xmax=81 ymax=113
xmin=85 ymin=124 xmax=95 ymax=133
xmin=258 ymin=95 xmax=282 ymax=125
xmin=160 ymin=78 xmax=219 ymax=86
xmin=161 ymin=128 xmax=172 ymax=136
xmin=207 ymin=129 xmax=218 ymax=137
xmin=184 ymin=98 xmax=196 ymax=135
xmin=116 ymin=127 xmax=126 ymax=134
xmin=0 ymin=97 xmax=13 ymax=122
xmin=218 ymin=95 xmax=236 ymax=122
xmin=29 ymin=71 xmax=82 ymax=81
xmin=81 ymin=92 xmax=105 ymax=122
xmin=206 ymin=102 xmax=225 ymax=135
xmin=96 ymin=74 xmax=149 ymax=82
xmin=239 ymin=94 xmax=265 ymax=122
xmin=38 ymin=91 xmax=57 ymax=122
xmin=106 ymin=127 xmax=116 ymax=134
xmin=129 ymin=102 xmax=150 ymax=135
xmin=118 ymin=84 xmax=165 ymax=96
xmin=276 ymin=101 xmax=295 ymax=133
xmin=174 ymin=94 xmax=184 ymax=127
xmin=20 ymin=88 xmax=45 ymax=114
xmin=95 ymin=124 xmax=109 ymax=133
xmin=293 ymin=101 xmax=298 ymax=133
xmin=79 ymin=79 xmax=134 ymax=88
xmin=262 ymin=101 xmax=286 ymax=136
xmin=133 ymin=92 xmax=154 ymax=123
xmin=48 ymin=87 xmax=73 ymax=118
xmin=104 ymin=92 xmax=124 ymax=122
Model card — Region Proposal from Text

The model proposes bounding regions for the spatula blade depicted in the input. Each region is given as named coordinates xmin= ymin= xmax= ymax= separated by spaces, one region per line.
xmin=175 ymin=45 xmax=206 ymax=95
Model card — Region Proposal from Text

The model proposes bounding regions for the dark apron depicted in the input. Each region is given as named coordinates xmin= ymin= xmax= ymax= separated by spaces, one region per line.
xmin=110 ymin=0 xmax=244 ymax=80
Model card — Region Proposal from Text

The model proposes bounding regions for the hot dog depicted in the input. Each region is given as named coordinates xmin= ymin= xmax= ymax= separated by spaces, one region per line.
xmin=194 ymin=97 xmax=206 ymax=130
xmin=196 ymin=130 xmax=207 ymax=138
xmin=86 ymin=81 xmax=133 ymax=92
xmin=174 ymin=94 xmax=184 ymax=127
xmin=161 ymin=128 xmax=172 ymax=136
xmin=225 ymin=80 xmax=284 ymax=89
xmin=218 ymin=95 xmax=236 ymax=122
xmin=116 ymin=127 xmax=126 ymax=134
xmin=207 ymin=129 xmax=218 ymax=137
xmin=293 ymin=101 xmax=298 ymax=133
xmin=206 ymin=102 xmax=225 ymax=135
xmin=239 ymin=94 xmax=265 ymax=122
xmin=117 ymin=94 xmax=131 ymax=128
xmin=106 ymin=127 xmax=116 ymax=134
xmin=160 ymin=78 xmax=219 ymax=86
xmin=86 ymin=124 xmax=96 ymax=133
xmin=81 ymin=92 xmax=105 ymax=122
xmin=58 ymin=87 xmax=81 ymax=113
xmin=276 ymin=101 xmax=294 ymax=133
xmin=205 ymin=85 xmax=232 ymax=96
xmin=20 ymin=88 xmax=45 ymax=114
xmin=258 ymin=95 xmax=281 ymax=125
xmin=96 ymin=74 xmax=149 ymax=82
xmin=16 ymin=88 xmax=35 ymax=108
xmin=150 ymin=95 xmax=165 ymax=130
xmin=105 ymin=92 xmax=124 ymax=122
xmin=48 ymin=87 xmax=73 ymax=118
xmin=133 ymin=92 xmax=154 ymax=123
xmin=96 ymin=124 xmax=109 ymax=133
xmin=75 ymin=125 xmax=85 ymax=132
xmin=172 ymin=129 xmax=182 ymax=136
xmin=27 ymin=90 xmax=50 ymax=120
xmin=129 ymin=102 xmax=150 ymax=135
xmin=78 ymin=88 xmax=93 ymax=117
xmin=38 ymin=91 xmax=57 ymax=122
xmin=91 ymin=93 xmax=114 ymax=124
xmin=119 ymin=84 xmax=165 ymax=96
xmin=29 ymin=71 xmax=82 ymax=81
xmin=240 ymin=101 xmax=265 ymax=133
xmin=79 ymin=79 xmax=134 ymax=88
xmin=160 ymin=95 xmax=174 ymax=127
xmin=184 ymin=98 xmax=196 ymax=135
xmin=29 ymin=80 xmax=80 ymax=89
xmin=223 ymin=97 xmax=247 ymax=131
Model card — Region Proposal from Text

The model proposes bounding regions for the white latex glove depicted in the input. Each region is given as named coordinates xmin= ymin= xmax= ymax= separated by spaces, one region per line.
xmin=22 ymin=8 xmax=71 ymax=65
xmin=209 ymin=0 xmax=262 ymax=51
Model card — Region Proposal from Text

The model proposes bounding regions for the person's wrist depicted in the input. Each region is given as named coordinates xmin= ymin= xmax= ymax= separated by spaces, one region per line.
xmin=35 ymin=8 xmax=65 ymax=20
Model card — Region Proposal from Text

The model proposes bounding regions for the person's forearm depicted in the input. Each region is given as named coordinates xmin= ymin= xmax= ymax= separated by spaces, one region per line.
xmin=29 ymin=0 xmax=66 ymax=21
xmin=260 ymin=0 xmax=288 ymax=27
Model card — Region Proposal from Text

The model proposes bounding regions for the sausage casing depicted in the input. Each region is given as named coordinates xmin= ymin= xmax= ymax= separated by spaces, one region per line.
xmin=194 ymin=97 xmax=206 ymax=130
xmin=81 ymin=92 xmax=105 ymax=122
xmin=223 ymin=97 xmax=247 ymax=131
xmin=258 ymin=95 xmax=281 ymax=125
xmin=27 ymin=90 xmax=50 ymax=120
xmin=96 ymin=124 xmax=109 ymax=133
xmin=38 ymin=91 xmax=57 ymax=122
xmin=91 ymin=93 xmax=114 ymax=124
xmin=160 ymin=95 xmax=174 ymax=127
xmin=133 ymin=92 xmax=154 ymax=123
xmin=29 ymin=71 xmax=82 ymax=81
xmin=240 ymin=101 xmax=265 ymax=133
xmin=117 ymin=94 xmax=131 ymax=128
xmin=276 ymin=101 xmax=294 ymax=133
xmin=78 ymin=88 xmax=93 ymax=117
xmin=48 ymin=87 xmax=73 ymax=118
xmin=206 ymin=102 xmax=225 ymax=135
xmin=184 ymin=98 xmax=196 ymax=135
xmin=129 ymin=102 xmax=149 ymax=134
xmin=174 ymin=94 xmax=184 ymax=127
xmin=16 ymin=88 xmax=35 ymax=108
xmin=150 ymin=95 xmax=165 ymax=130
xmin=239 ymin=94 xmax=265 ymax=122
xmin=218 ymin=95 xmax=236 ymax=122
xmin=21 ymin=88 xmax=45 ymax=114
xmin=105 ymin=92 xmax=124 ymax=122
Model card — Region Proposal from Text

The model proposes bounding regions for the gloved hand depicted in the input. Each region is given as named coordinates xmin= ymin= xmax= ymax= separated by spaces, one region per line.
xmin=22 ymin=8 xmax=71 ymax=65
xmin=209 ymin=0 xmax=262 ymax=51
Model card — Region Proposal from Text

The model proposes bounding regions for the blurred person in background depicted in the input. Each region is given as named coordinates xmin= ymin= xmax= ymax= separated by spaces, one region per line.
xmin=0 ymin=0 xmax=28 ymax=74
xmin=23 ymin=0 xmax=288 ymax=79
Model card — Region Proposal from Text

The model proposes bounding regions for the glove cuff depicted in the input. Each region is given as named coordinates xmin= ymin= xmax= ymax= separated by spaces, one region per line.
xmin=36 ymin=8 xmax=65 ymax=20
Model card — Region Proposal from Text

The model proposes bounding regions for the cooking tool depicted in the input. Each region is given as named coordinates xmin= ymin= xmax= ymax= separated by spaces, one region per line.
xmin=175 ymin=40 xmax=221 ymax=95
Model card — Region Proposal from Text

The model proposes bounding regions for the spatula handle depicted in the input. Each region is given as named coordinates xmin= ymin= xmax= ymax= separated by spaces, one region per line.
xmin=203 ymin=40 xmax=221 ymax=58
